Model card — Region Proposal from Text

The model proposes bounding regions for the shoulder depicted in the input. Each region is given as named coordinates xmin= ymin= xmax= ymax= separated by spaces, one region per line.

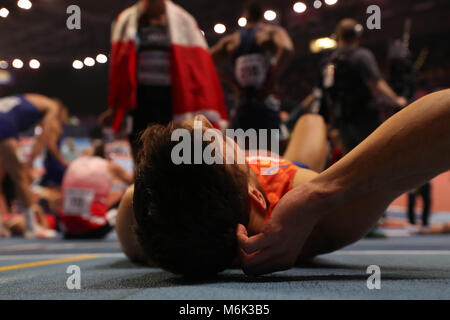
xmin=293 ymin=168 xmax=319 ymax=189
xmin=353 ymin=47 xmax=376 ymax=60
xmin=114 ymin=5 xmax=138 ymax=24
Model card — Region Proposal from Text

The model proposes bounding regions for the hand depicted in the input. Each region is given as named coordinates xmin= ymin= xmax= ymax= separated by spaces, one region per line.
xmin=396 ymin=96 xmax=408 ymax=108
xmin=98 ymin=109 xmax=114 ymax=127
xmin=237 ymin=183 xmax=330 ymax=276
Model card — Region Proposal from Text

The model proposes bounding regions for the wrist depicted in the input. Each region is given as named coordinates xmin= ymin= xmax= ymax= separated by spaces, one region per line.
xmin=303 ymin=175 xmax=348 ymax=219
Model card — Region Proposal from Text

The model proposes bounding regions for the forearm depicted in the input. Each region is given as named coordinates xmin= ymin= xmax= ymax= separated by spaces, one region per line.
xmin=374 ymin=79 xmax=401 ymax=104
xmin=314 ymin=89 xmax=450 ymax=209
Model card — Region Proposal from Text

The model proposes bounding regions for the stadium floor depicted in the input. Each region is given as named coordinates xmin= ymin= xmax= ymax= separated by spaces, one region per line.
xmin=1 ymin=233 xmax=450 ymax=300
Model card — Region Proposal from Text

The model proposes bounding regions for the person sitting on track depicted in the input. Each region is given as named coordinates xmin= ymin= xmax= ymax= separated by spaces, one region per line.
xmin=0 ymin=94 xmax=67 ymax=238
xmin=59 ymin=140 xmax=133 ymax=239
xmin=116 ymin=89 xmax=450 ymax=277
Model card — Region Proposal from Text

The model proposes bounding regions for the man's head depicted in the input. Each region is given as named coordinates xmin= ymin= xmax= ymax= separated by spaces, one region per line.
xmin=133 ymin=116 xmax=258 ymax=277
xmin=335 ymin=18 xmax=364 ymax=46
xmin=243 ymin=1 xmax=263 ymax=24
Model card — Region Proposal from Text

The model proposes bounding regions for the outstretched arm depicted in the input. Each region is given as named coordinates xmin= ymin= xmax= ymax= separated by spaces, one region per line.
xmin=237 ymin=89 xmax=450 ymax=275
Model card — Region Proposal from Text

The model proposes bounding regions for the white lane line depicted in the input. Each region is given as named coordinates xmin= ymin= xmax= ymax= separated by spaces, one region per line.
xmin=0 ymin=253 xmax=126 ymax=261
xmin=335 ymin=250 xmax=450 ymax=255
xmin=0 ymin=242 xmax=118 ymax=253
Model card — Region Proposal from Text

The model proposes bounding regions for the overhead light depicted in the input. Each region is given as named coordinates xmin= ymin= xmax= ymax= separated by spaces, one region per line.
xmin=29 ymin=59 xmax=40 ymax=69
xmin=310 ymin=37 xmax=337 ymax=53
xmin=83 ymin=57 xmax=95 ymax=67
xmin=12 ymin=59 xmax=24 ymax=69
xmin=324 ymin=0 xmax=338 ymax=6
xmin=264 ymin=10 xmax=277 ymax=21
xmin=214 ymin=23 xmax=226 ymax=34
xmin=238 ymin=17 xmax=247 ymax=27
xmin=17 ymin=0 xmax=32 ymax=10
xmin=0 ymin=8 xmax=9 ymax=18
xmin=313 ymin=0 xmax=323 ymax=9
xmin=0 ymin=60 xmax=8 ymax=69
xmin=293 ymin=2 xmax=307 ymax=13
xmin=96 ymin=54 xmax=108 ymax=64
xmin=72 ymin=60 xmax=83 ymax=69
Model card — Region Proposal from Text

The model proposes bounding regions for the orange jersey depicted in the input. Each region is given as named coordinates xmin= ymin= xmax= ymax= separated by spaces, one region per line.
xmin=247 ymin=154 xmax=302 ymax=220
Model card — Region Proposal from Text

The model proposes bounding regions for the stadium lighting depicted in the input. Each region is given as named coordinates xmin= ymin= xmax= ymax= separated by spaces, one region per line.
xmin=314 ymin=0 xmax=323 ymax=9
xmin=96 ymin=54 xmax=108 ymax=64
xmin=324 ymin=0 xmax=338 ymax=6
xmin=84 ymin=57 xmax=95 ymax=67
xmin=264 ymin=10 xmax=277 ymax=21
xmin=12 ymin=59 xmax=24 ymax=69
xmin=17 ymin=0 xmax=32 ymax=10
xmin=293 ymin=2 xmax=307 ymax=13
xmin=214 ymin=23 xmax=226 ymax=34
xmin=29 ymin=59 xmax=40 ymax=69
xmin=72 ymin=60 xmax=83 ymax=70
xmin=238 ymin=17 xmax=247 ymax=27
xmin=0 ymin=8 xmax=9 ymax=18
xmin=0 ymin=61 xmax=8 ymax=70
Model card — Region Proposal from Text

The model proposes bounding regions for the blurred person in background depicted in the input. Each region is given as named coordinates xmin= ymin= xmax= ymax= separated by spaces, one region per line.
xmin=0 ymin=94 xmax=66 ymax=238
xmin=61 ymin=137 xmax=80 ymax=163
xmin=320 ymin=18 xmax=407 ymax=154
xmin=104 ymin=0 xmax=228 ymax=160
xmin=408 ymin=183 xmax=432 ymax=232
xmin=59 ymin=139 xmax=133 ymax=239
xmin=210 ymin=1 xmax=294 ymax=147
xmin=34 ymin=102 xmax=69 ymax=188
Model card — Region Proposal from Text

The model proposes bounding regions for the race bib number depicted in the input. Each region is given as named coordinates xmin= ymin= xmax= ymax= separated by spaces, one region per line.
xmin=235 ymin=54 xmax=268 ymax=88
xmin=63 ymin=188 xmax=95 ymax=215
xmin=138 ymin=50 xmax=172 ymax=86
xmin=0 ymin=97 xmax=20 ymax=113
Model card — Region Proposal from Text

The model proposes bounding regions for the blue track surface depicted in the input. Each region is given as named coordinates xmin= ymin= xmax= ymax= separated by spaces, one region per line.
xmin=1 ymin=233 xmax=450 ymax=300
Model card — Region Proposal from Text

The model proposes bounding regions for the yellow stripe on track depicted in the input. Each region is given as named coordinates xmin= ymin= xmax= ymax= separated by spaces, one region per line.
xmin=0 ymin=254 xmax=101 ymax=272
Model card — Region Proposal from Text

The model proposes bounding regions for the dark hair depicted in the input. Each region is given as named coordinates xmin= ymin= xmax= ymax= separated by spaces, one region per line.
xmin=133 ymin=124 xmax=249 ymax=278
xmin=335 ymin=18 xmax=363 ymax=42
xmin=92 ymin=140 xmax=106 ymax=158
xmin=244 ymin=1 xmax=263 ymax=23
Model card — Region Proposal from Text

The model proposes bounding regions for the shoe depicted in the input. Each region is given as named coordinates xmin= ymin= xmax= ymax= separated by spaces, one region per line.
xmin=405 ymin=224 xmax=420 ymax=233
xmin=24 ymin=227 xmax=57 ymax=239
xmin=365 ymin=228 xmax=387 ymax=239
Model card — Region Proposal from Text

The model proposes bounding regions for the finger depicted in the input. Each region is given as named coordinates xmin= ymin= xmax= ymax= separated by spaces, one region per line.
xmin=236 ymin=225 xmax=272 ymax=254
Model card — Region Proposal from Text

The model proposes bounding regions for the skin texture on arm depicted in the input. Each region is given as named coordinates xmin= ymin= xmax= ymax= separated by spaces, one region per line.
xmin=25 ymin=94 xmax=68 ymax=167
xmin=108 ymin=161 xmax=134 ymax=185
xmin=115 ymin=186 xmax=149 ymax=264
xmin=271 ymin=26 xmax=294 ymax=79
xmin=210 ymin=32 xmax=239 ymax=63
xmin=237 ymin=89 xmax=450 ymax=275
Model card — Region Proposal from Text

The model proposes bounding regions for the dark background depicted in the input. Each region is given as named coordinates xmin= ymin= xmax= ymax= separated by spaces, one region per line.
xmin=0 ymin=0 xmax=449 ymax=118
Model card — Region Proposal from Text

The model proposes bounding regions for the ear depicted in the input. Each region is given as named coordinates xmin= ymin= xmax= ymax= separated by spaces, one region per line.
xmin=248 ymin=184 xmax=267 ymax=211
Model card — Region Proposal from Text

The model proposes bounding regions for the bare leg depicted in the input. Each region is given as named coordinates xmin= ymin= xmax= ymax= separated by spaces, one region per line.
xmin=283 ymin=114 xmax=328 ymax=173
xmin=0 ymin=139 xmax=56 ymax=238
